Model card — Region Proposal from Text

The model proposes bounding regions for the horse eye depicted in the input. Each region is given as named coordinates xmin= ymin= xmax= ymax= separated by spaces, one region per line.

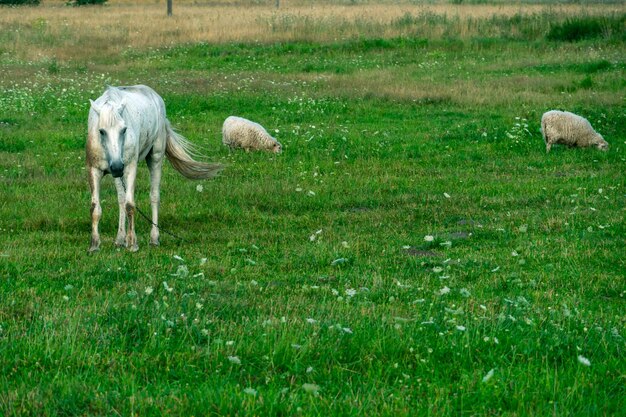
xmin=121 ymin=127 xmax=127 ymax=135
xmin=99 ymin=129 xmax=106 ymax=136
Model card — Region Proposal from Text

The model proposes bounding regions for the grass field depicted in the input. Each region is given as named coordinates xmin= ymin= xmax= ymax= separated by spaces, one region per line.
xmin=1 ymin=1 xmax=625 ymax=415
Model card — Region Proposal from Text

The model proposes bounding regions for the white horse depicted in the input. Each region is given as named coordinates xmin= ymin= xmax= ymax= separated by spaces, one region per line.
xmin=86 ymin=85 xmax=222 ymax=252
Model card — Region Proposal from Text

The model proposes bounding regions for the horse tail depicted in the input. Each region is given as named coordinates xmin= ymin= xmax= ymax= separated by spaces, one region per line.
xmin=165 ymin=121 xmax=223 ymax=180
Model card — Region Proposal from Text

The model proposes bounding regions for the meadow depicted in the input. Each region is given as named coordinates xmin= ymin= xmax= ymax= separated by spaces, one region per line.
xmin=1 ymin=1 xmax=625 ymax=415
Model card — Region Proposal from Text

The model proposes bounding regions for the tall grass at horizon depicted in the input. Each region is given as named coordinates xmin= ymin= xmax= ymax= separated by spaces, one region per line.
xmin=1 ymin=1 xmax=624 ymax=62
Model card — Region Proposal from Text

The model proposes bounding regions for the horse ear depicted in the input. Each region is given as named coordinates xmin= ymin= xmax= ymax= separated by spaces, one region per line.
xmin=90 ymin=99 xmax=101 ymax=115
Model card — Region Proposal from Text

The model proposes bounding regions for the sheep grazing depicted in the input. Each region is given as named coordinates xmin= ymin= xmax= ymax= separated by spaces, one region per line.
xmin=541 ymin=110 xmax=608 ymax=153
xmin=222 ymin=116 xmax=282 ymax=153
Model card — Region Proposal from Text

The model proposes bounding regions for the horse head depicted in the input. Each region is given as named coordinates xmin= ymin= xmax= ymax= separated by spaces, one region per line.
xmin=91 ymin=99 xmax=128 ymax=178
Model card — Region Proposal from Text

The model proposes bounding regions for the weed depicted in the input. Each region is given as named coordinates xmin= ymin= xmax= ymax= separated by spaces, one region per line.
xmin=546 ymin=15 xmax=625 ymax=42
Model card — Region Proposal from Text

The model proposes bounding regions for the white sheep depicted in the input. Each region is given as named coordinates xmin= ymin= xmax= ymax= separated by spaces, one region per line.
xmin=541 ymin=110 xmax=608 ymax=153
xmin=222 ymin=116 xmax=282 ymax=153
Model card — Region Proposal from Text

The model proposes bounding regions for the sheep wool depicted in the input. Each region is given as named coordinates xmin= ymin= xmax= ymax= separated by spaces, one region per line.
xmin=222 ymin=116 xmax=282 ymax=153
xmin=541 ymin=110 xmax=608 ymax=153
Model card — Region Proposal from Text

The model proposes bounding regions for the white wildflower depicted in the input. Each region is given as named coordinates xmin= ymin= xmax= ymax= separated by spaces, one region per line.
xmin=175 ymin=264 xmax=189 ymax=277
xmin=309 ymin=229 xmax=322 ymax=242
xmin=345 ymin=288 xmax=357 ymax=297
xmin=456 ymin=325 xmax=466 ymax=331
xmin=439 ymin=286 xmax=450 ymax=295
xmin=306 ymin=366 xmax=314 ymax=373
xmin=302 ymin=383 xmax=320 ymax=395
xmin=228 ymin=356 xmax=241 ymax=365
xmin=243 ymin=387 xmax=257 ymax=396
xmin=577 ymin=355 xmax=591 ymax=367
xmin=145 ymin=286 xmax=154 ymax=295
xmin=482 ymin=368 xmax=495 ymax=383
xmin=331 ymin=257 xmax=348 ymax=266
xmin=162 ymin=281 xmax=173 ymax=292
xmin=432 ymin=266 xmax=443 ymax=273
xmin=459 ymin=288 xmax=471 ymax=298
xmin=342 ymin=327 xmax=353 ymax=334
xmin=306 ymin=318 xmax=317 ymax=324
xmin=443 ymin=192 xmax=451 ymax=198
xmin=196 ymin=184 xmax=203 ymax=193
xmin=424 ymin=235 xmax=435 ymax=242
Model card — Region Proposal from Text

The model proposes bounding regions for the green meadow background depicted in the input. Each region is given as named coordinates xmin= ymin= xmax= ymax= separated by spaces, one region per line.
xmin=1 ymin=1 xmax=625 ymax=415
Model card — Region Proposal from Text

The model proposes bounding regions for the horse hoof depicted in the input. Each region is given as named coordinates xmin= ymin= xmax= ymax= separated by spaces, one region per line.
xmin=88 ymin=246 xmax=100 ymax=253
xmin=128 ymin=244 xmax=139 ymax=252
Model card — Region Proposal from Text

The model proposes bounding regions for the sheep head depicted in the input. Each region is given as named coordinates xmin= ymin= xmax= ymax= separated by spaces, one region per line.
xmin=594 ymin=133 xmax=609 ymax=151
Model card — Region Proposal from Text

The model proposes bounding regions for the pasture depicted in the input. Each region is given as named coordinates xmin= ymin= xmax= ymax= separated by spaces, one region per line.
xmin=1 ymin=1 xmax=625 ymax=415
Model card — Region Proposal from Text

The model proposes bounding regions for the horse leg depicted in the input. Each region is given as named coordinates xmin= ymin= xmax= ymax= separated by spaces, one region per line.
xmin=114 ymin=178 xmax=127 ymax=247
xmin=88 ymin=168 xmax=103 ymax=252
xmin=147 ymin=154 xmax=163 ymax=246
xmin=124 ymin=162 xmax=139 ymax=252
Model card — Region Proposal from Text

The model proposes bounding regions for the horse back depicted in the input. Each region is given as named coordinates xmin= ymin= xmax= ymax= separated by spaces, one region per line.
xmin=115 ymin=85 xmax=166 ymax=114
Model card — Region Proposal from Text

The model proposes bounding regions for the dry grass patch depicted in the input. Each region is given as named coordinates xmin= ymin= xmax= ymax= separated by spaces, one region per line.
xmin=2 ymin=2 xmax=624 ymax=62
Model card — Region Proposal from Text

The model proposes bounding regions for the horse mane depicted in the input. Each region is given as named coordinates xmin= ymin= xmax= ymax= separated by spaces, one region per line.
xmin=98 ymin=87 xmax=126 ymax=127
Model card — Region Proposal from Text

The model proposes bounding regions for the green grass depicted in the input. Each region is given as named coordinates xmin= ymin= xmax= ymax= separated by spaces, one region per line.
xmin=1 ymin=9 xmax=625 ymax=417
